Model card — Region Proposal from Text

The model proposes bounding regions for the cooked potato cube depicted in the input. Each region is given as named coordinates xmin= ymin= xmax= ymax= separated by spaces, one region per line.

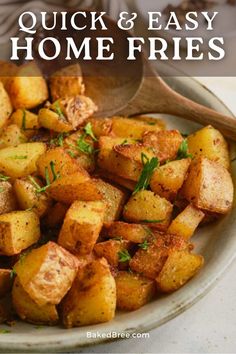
xmin=168 ymin=204 xmax=205 ymax=240
xmin=49 ymin=64 xmax=85 ymax=101
xmin=94 ymin=240 xmax=132 ymax=267
xmin=62 ymin=258 xmax=116 ymax=328
xmin=187 ymin=125 xmax=230 ymax=169
xmin=94 ymin=179 xmax=127 ymax=226
xmin=37 ymin=147 xmax=84 ymax=182
xmin=44 ymin=202 xmax=68 ymax=228
xmin=156 ymin=250 xmax=204 ymax=293
xmin=143 ymin=130 xmax=183 ymax=163
xmin=0 ymin=181 xmax=17 ymax=215
xmin=38 ymin=108 xmax=73 ymax=133
xmin=0 ymin=269 xmax=13 ymax=297
xmin=0 ymin=124 xmax=27 ymax=149
xmin=8 ymin=62 xmax=48 ymax=109
xmin=130 ymin=233 xmax=187 ymax=279
xmin=107 ymin=222 xmax=152 ymax=244
xmin=0 ymin=143 xmax=46 ymax=179
xmin=14 ymin=241 xmax=79 ymax=306
xmin=0 ymin=60 xmax=18 ymax=91
xmin=111 ymin=117 xmax=162 ymax=139
xmin=123 ymin=191 xmax=173 ymax=231
xmin=58 ymin=201 xmax=106 ymax=255
xmin=181 ymin=157 xmax=234 ymax=214
xmin=12 ymin=277 xmax=59 ymax=325
xmin=133 ymin=115 xmax=166 ymax=130
xmin=96 ymin=169 xmax=136 ymax=191
xmin=48 ymin=173 xmax=102 ymax=204
xmin=150 ymin=159 xmax=191 ymax=201
xmin=0 ymin=81 xmax=13 ymax=129
xmin=14 ymin=177 xmax=52 ymax=217
xmin=86 ymin=117 xmax=112 ymax=137
xmin=0 ymin=210 xmax=40 ymax=256
xmin=11 ymin=109 xmax=40 ymax=138
xmin=115 ymin=271 xmax=156 ymax=311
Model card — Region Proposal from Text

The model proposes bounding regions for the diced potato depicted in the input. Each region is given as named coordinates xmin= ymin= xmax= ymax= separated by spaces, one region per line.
xmin=0 ymin=210 xmax=40 ymax=256
xmin=130 ymin=233 xmax=187 ymax=279
xmin=94 ymin=179 xmax=127 ymax=226
xmin=12 ymin=277 xmax=59 ymax=325
xmin=0 ymin=269 xmax=13 ymax=297
xmin=14 ymin=177 xmax=52 ymax=217
xmin=8 ymin=62 xmax=48 ymax=109
xmin=43 ymin=202 xmax=68 ymax=228
xmin=58 ymin=201 xmax=106 ymax=255
xmin=168 ymin=204 xmax=205 ymax=240
xmin=86 ymin=117 xmax=112 ymax=137
xmin=133 ymin=115 xmax=166 ymax=130
xmin=62 ymin=258 xmax=116 ymax=328
xmin=143 ymin=130 xmax=183 ymax=163
xmin=187 ymin=125 xmax=230 ymax=170
xmin=0 ymin=81 xmax=13 ymax=129
xmin=111 ymin=117 xmax=162 ymax=139
xmin=123 ymin=191 xmax=173 ymax=231
xmin=150 ymin=159 xmax=191 ymax=201
xmin=38 ymin=108 xmax=73 ymax=133
xmin=48 ymin=173 xmax=102 ymax=204
xmin=115 ymin=271 xmax=156 ymax=311
xmin=156 ymin=250 xmax=204 ymax=293
xmin=0 ymin=181 xmax=17 ymax=215
xmin=94 ymin=240 xmax=132 ymax=267
xmin=107 ymin=222 xmax=152 ymax=244
xmin=0 ymin=60 xmax=18 ymax=91
xmin=0 ymin=143 xmax=46 ymax=179
xmin=14 ymin=241 xmax=79 ymax=306
xmin=96 ymin=169 xmax=136 ymax=191
xmin=0 ymin=124 xmax=27 ymax=149
xmin=11 ymin=109 xmax=40 ymax=138
xmin=49 ymin=64 xmax=85 ymax=101
xmin=181 ymin=157 xmax=234 ymax=214
xmin=37 ymin=147 xmax=83 ymax=182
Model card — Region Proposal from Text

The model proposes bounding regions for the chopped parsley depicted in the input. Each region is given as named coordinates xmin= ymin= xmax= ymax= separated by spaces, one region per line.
xmin=138 ymin=240 xmax=149 ymax=251
xmin=67 ymin=150 xmax=77 ymax=158
xmin=176 ymin=139 xmax=192 ymax=160
xmin=0 ymin=174 xmax=10 ymax=182
xmin=77 ymin=135 xmax=94 ymax=155
xmin=118 ymin=250 xmax=131 ymax=263
xmin=50 ymin=133 xmax=69 ymax=147
xmin=133 ymin=154 xmax=159 ymax=195
xmin=121 ymin=139 xmax=129 ymax=146
xmin=28 ymin=161 xmax=59 ymax=194
xmin=54 ymin=101 xmax=65 ymax=120
xmin=84 ymin=123 xmax=97 ymax=141
xmin=9 ymin=155 xmax=28 ymax=160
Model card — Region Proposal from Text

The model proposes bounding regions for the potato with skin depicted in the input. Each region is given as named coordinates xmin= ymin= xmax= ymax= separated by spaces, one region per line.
xmin=11 ymin=109 xmax=40 ymax=138
xmin=62 ymin=258 xmax=116 ymax=328
xmin=123 ymin=190 xmax=173 ymax=231
xmin=0 ymin=143 xmax=46 ymax=179
xmin=38 ymin=108 xmax=73 ymax=133
xmin=156 ymin=250 xmax=204 ymax=293
xmin=0 ymin=181 xmax=17 ymax=215
xmin=187 ymin=125 xmax=230 ymax=170
xmin=86 ymin=117 xmax=113 ymax=137
xmin=107 ymin=222 xmax=152 ymax=244
xmin=94 ymin=240 xmax=132 ymax=267
xmin=58 ymin=201 xmax=106 ymax=255
xmin=181 ymin=157 xmax=234 ymax=214
xmin=0 ymin=81 xmax=13 ymax=129
xmin=43 ymin=202 xmax=68 ymax=228
xmin=8 ymin=62 xmax=48 ymax=109
xmin=14 ymin=241 xmax=79 ymax=306
xmin=115 ymin=271 xmax=156 ymax=311
xmin=150 ymin=159 xmax=191 ymax=201
xmin=96 ymin=169 xmax=136 ymax=191
xmin=12 ymin=277 xmax=59 ymax=325
xmin=133 ymin=115 xmax=166 ymax=130
xmin=0 ymin=210 xmax=40 ymax=256
xmin=111 ymin=117 xmax=162 ymax=139
xmin=0 ymin=269 xmax=13 ymax=298
xmin=0 ymin=124 xmax=27 ymax=149
xmin=168 ymin=204 xmax=205 ymax=240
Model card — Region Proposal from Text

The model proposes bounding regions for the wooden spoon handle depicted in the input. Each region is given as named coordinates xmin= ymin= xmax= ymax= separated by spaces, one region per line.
xmin=118 ymin=76 xmax=236 ymax=140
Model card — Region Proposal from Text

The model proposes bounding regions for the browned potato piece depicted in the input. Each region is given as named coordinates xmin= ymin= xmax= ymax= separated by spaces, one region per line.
xmin=0 ymin=211 xmax=40 ymax=256
xmin=14 ymin=177 xmax=52 ymax=217
xmin=143 ymin=130 xmax=183 ymax=163
xmin=62 ymin=258 xmax=116 ymax=328
xmin=181 ymin=157 xmax=234 ymax=214
xmin=0 ymin=143 xmax=46 ymax=179
xmin=0 ymin=124 xmax=27 ymax=149
xmin=0 ymin=60 xmax=18 ymax=91
xmin=123 ymin=191 xmax=173 ymax=231
xmin=0 ymin=81 xmax=13 ymax=129
xmin=107 ymin=222 xmax=152 ymax=244
xmin=0 ymin=181 xmax=17 ymax=215
xmin=115 ymin=271 xmax=156 ymax=311
xmin=187 ymin=125 xmax=230 ymax=170
xmin=111 ymin=117 xmax=162 ymax=139
xmin=150 ymin=159 xmax=191 ymax=201
xmin=11 ymin=109 xmax=39 ymax=138
xmin=156 ymin=250 xmax=204 ymax=293
xmin=38 ymin=108 xmax=73 ymax=133
xmin=0 ymin=269 xmax=13 ymax=298
xmin=168 ymin=204 xmax=205 ymax=240
xmin=37 ymin=148 xmax=84 ymax=182
xmin=8 ymin=62 xmax=48 ymax=109
xmin=44 ymin=202 xmax=68 ymax=228
xmin=12 ymin=277 xmax=59 ymax=325
xmin=94 ymin=240 xmax=132 ymax=267
xmin=133 ymin=115 xmax=166 ymax=130
xmin=48 ymin=173 xmax=102 ymax=204
xmin=58 ymin=201 xmax=106 ymax=255
xmin=94 ymin=179 xmax=127 ymax=226
xmin=86 ymin=117 xmax=112 ymax=137
xmin=14 ymin=241 xmax=79 ymax=306
xmin=49 ymin=64 xmax=85 ymax=101
xmin=130 ymin=233 xmax=187 ymax=279
xmin=96 ymin=169 xmax=136 ymax=191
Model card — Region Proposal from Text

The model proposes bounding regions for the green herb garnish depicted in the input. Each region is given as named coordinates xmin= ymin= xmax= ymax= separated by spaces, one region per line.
xmin=28 ymin=162 xmax=59 ymax=194
xmin=176 ymin=139 xmax=192 ymax=160
xmin=10 ymin=268 xmax=16 ymax=280
xmin=133 ymin=154 xmax=159 ymax=195
xmin=50 ymin=161 xmax=60 ymax=182
xmin=118 ymin=250 xmax=131 ymax=263
xmin=0 ymin=174 xmax=10 ymax=182
xmin=50 ymin=133 xmax=69 ymax=147
xmin=138 ymin=240 xmax=149 ymax=251
xmin=84 ymin=123 xmax=97 ymax=141
xmin=21 ymin=109 xmax=27 ymax=130
xmin=77 ymin=135 xmax=94 ymax=155
xmin=67 ymin=150 xmax=77 ymax=158
xmin=121 ymin=139 xmax=129 ymax=146
xmin=9 ymin=155 xmax=28 ymax=160
xmin=54 ymin=101 xmax=65 ymax=120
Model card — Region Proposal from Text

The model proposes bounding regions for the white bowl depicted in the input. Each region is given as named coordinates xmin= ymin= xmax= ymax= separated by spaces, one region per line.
xmin=0 ymin=65 xmax=235 ymax=353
